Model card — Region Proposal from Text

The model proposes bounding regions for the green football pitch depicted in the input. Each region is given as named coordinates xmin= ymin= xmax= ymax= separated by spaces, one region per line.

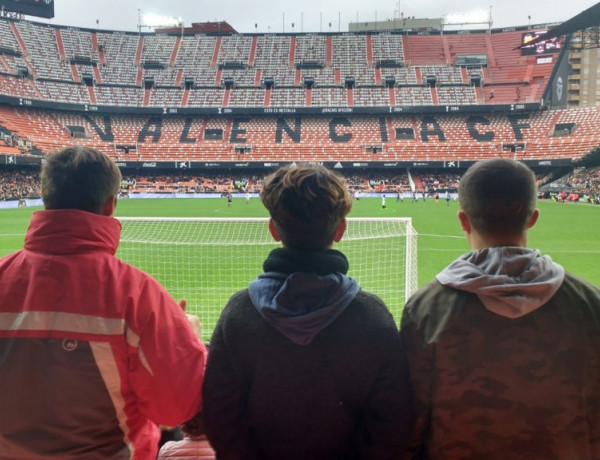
xmin=1 ymin=197 xmax=599 ymax=339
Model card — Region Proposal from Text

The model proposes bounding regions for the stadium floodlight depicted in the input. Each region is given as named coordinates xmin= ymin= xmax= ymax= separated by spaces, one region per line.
xmin=444 ymin=7 xmax=492 ymax=29
xmin=137 ymin=10 xmax=183 ymax=32
xmin=117 ymin=217 xmax=418 ymax=341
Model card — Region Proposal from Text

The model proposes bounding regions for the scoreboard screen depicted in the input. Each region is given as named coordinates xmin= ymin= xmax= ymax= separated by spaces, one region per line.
xmin=521 ymin=30 xmax=562 ymax=56
xmin=0 ymin=0 xmax=54 ymax=19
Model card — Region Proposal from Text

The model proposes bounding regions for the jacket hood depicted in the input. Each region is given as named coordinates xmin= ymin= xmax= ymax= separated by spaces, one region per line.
xmin=24 ymin=209 xmax=122 ymax=255
xmin=249 ymin=272 xmax=359 ymax=346
xmin=436 ymin=247 xmax=565 ymax=318
xmin=248 ymin=247 xmax=360 ymax=345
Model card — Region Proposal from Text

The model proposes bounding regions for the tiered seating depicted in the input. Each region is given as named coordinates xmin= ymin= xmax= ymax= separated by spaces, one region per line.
xmin=254 ymin=35 xmax=291 ymax=68
xmin=445 ymin=34 xmax=488 ymax=61
xmin=218 ymin=35 xmax=253 ymax=66
xmin=143 ymin=67 xmax=178 ymax=87
xmin=341 ymin=66 xmax=377 ymax=86
xmin=353 ymin=87 xmax=390 ymax=106
xmin=259 ymin=67 xmax=296 ymax=86
xmin=36 ymin=80 xmax=90 ymax=104
xmin=148 ymin=88 xmax=182 ymax=107
xmin=60 ymin=28 xmax=97 ymax=61
xmin=405 ymin=35 xmax=446 ymax=65
xmin=332 ymin=35 xmax=370 ymax=83
xmin=186 ymin=89 xmax=225 ymax=107
xmin=0 ymin=54 xmax=28 ymax=75
xmin=311 ymin=87 xmax=347 ymax=106
xmin=1 ymin=108 xmax=600 ymax=163
xmin=437 ymin=86 xmax=477 ymax=105
xmin=299 ymin=68 xmax=335 ymax=86
xmin=228 ymin=88 xmax=265 ymax=107
xmin=15 ymin=21 xmax=71 ymax=81
xmin=96 ymin=32 xmax=139 ymax=85
xmin=95 ymin=86 xmax=143 ymax=106
xmin=383 ymin=68 xmax=417 ymax=85
xmin=173 ymin=35 xmax=218 ymax=85
xmin=269 ymin=88 xmax=305 ymax=107
xmin=141 ymin=35 xmax=177 ymax=86
xmin=254 ymin=35 xmax=294 ymax=86
xmin=142 ymin=34 xmax=176 ymax=65
xmin=0 ymin=20 xmax=17 ymax=48
xmin=0 ymin=74 xmax=40 ymax=98
xmin=418 ymin=65 xmax=463 ymax=84
xmin=220 ymin=68 xmax=258 ymax=87
xmin=0 ymin=17 xmax=562 ymax=110
xmin=295 ymin=35 xmax=327 ymax=64
xmin=371 ymin=34 xmax=405 ymax=65
xmin=394 ymin=87 xmax=432 ymax=105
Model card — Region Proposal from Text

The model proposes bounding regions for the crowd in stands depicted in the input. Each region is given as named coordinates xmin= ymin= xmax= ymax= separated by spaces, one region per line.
xmin=418 ymin=173 xmax=461 ymax=191
xmin=541 ymin=166 xmax=600 ymax=203
xmin=122 ymin=172 xmax=415 ymax=195
xmin=3 ymin=168 xmax=600 ymax=203
xmin=0 ymin=170 xmax=40 ymax=200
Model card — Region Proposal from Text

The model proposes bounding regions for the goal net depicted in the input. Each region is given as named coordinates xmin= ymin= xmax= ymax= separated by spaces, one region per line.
xmin=117 ymin=217 xmax=418 ymax=341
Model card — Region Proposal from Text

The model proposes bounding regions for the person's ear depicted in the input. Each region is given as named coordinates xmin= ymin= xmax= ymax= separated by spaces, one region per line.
xmin=333 ymin=218 xmax=347 ymax=243
xmin=526 ymin=209 xmax=539 ymax=229
xmin=457 ymin=210 xmax=471 ymax=234
xmin=102 ymin=196 xmax=117 ymax=217
xmin=268 ymin=218 xmax=281 ymax=242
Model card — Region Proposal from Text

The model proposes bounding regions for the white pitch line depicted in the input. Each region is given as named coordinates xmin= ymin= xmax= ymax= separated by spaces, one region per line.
xmin=418 ymin=233 xmax=465 ymax=239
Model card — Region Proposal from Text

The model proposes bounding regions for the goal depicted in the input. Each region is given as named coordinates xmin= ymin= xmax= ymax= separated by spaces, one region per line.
xmin=117 ymin=217 xmax=418 ymax=340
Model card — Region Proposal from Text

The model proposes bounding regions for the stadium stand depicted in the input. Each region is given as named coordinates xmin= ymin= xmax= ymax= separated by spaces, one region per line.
xmin=1 ymin=105 xmax=600 ymax=163
xmin=0 ymin=16 xmax=559 ymax=108
xmin=0 ymin=15 xmax=598 ymax=182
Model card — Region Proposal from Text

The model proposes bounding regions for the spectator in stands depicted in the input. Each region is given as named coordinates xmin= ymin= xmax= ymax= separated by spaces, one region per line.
xmin=158 ymin=412 xmax=216 ymax=460
xmin=0 ymin=170 xmax=40 ymax=201
xmin=0 ymin=146 xmax=207 ymax=459
xmin=400 ymin=159 xmax=600 ymax=459
xmin=203 ymin=164 xmax=414 ymax=459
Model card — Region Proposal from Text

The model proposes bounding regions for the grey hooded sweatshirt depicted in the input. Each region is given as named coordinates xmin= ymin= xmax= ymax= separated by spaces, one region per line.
xmin=436 ymin=246 xmax=565 ymax=318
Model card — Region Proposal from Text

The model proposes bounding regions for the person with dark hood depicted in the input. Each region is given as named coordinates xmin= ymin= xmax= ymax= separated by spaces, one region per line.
xmin=400 ymin=158 xmax=600 ymax=459
xmin=203 ymin=164 xmax=414 ymax=460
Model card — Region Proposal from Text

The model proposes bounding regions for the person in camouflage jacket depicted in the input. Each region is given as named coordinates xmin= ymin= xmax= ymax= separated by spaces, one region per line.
xmin=400 ymin=158 xmax=600 ymax=459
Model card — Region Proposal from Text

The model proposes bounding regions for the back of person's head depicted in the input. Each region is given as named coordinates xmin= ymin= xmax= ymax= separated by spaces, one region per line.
xmin=41 ymin=146 xmax=122 ymax=214
xmin=261 ymin=164 xmax=352 ymax=249
xmin=459 ymin=158 xmax=537 ymax=238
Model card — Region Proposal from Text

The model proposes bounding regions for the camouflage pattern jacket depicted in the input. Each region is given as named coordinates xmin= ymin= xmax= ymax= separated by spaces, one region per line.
xmin=400 ymin=247 xmax=600 ymax=460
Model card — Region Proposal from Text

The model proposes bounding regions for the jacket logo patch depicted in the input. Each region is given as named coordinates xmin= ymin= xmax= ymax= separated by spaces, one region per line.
xmin=62 ymin=338 xmax=78 ymax=351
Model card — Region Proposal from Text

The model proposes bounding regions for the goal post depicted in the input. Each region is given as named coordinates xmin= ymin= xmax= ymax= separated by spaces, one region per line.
xmin=117 ymin=217 xmax=418 ymax=340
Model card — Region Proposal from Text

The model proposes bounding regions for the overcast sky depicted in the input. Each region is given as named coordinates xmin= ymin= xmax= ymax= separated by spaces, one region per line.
xmin=43 ymin=0 xmax=597 ymax=34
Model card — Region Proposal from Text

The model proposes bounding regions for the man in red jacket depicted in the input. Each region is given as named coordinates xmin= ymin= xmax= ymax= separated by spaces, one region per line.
xmin=0 ymin=146 xmax=207 ymax=459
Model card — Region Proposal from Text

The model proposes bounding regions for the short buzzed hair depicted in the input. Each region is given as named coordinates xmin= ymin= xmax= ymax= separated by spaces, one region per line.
xmin=41 ymin=146 xmax=122 ymax=214
xmin=261 ymin=164 xmax=352 ymax=249
xmin=458 ymin=158 xmax=537 ymax=238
